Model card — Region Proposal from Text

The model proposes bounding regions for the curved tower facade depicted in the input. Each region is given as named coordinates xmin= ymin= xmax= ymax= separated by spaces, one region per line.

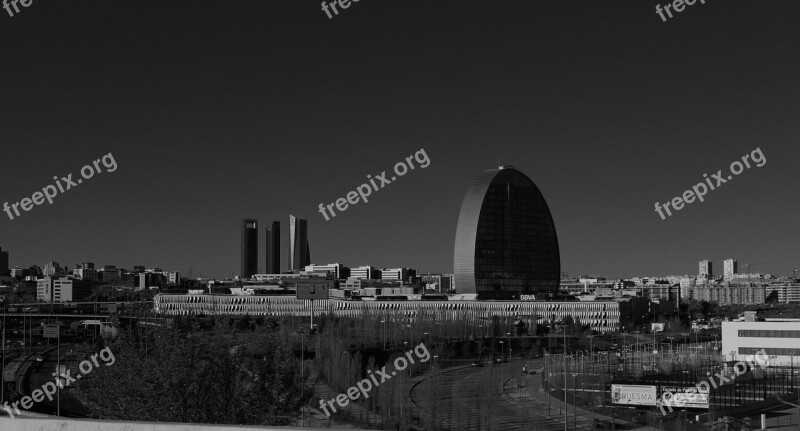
xmin=453 ymin=166 xmax=560 ymax=300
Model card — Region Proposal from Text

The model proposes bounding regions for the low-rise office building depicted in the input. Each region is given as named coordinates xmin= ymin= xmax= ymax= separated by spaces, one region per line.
xmin=154 ymin=294 xmax=621 ymax=332
xmin=722 ymin=314 xmax=800 ymax=365
xmin=37 ymin=276 xmax=93 ymax=302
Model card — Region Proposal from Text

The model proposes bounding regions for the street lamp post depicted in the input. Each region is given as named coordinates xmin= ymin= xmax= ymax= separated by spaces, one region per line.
xmin=572 ymin=372 xmax=579 ymax=431
xmin=294 ymin=329 xmax=306 ymax=427
xmin=381 ymin=319 xmax=386 ymax=350
xmin=404 ymin=341 xmax=410 ymax=376
xmin=561 ymin=325 xmax=568 ymax=431
xmin=432 ymin=354 xmax=439 ymax=421
xmin=1 ymin=306 xmax=5 ymax=404
xmin=500 ymin=340 xmax=505 ymax=384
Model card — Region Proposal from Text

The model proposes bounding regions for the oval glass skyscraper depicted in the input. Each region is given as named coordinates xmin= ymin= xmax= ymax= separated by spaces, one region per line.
xmin=454 ymin=166 xmax=560 ymax=300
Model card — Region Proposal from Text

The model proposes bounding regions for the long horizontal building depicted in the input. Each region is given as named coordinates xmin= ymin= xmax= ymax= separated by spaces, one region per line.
xmin=692 ymin=285 xmax=765 ymax=305
xmin=153 ymin=294 xmax=620 ymax=332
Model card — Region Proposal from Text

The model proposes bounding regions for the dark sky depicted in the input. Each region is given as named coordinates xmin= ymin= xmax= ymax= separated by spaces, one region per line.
xmin=1 ymin=0 xmax=798 ymax=279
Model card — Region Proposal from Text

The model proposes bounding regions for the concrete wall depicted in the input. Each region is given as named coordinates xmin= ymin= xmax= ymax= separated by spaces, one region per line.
xmin=0 ymin=417 xmax=337 ymax=431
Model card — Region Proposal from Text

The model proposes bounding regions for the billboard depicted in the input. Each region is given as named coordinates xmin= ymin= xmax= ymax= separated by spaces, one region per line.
xmin=296 ymin=284 xmax=330 ymax=300
xmin=660 ymin=386 xmax=709 ymax=409
xmin=651 ymin=322 xmax=665 ymax=332
xmin=43 ymin=324 xmax=60 ymax=339
xmin=610 ymin=384 xmax=657 ymax=406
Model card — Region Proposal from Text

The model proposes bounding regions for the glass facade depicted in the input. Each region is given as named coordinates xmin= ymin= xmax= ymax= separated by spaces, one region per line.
xmin=738 ymin=330 xmax=800 ymax=338
xmin=241 ymin=219 xmax=258 ymax=278
xmin=454 ymin=167 xmax=560 ymax=300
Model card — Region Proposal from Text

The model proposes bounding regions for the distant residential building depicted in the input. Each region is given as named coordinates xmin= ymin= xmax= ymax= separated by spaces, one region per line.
xmin=43 ymin=261 xmax=64 ymax=276
xmin=766 ymin=282 xmax=800 ymax=304
xmin=381 ymin=268 xmax=417 ymax=283
xmin=289 ymin=215 xmax=310 ymax=271
xmin=679 ymin=277 xmax=695 ymax=300
xmin=304 ymin=263 xmax=347 ymax=279
xmin=73 ymin=262 xmax=98 ymax=281
xmin=728 ymin=273 xmax=764 ymax=285
xmin=38 ymin=276 xmax=93 ymax=302
xmin=135 ymin=271 xmax=175 ymax=290
xmin=10 ymin=266 xmax=27 ymax=278
xmin=699 ymin=259 xmax=712 ymax=277
xmin=343 ymin=278 xmax=371 ymax=290
xmin=561 ymin=279 xmax=615 ymax=296
xmin=636 ymin=283 xmax=674 ymax=301
xmin=99 ymin=265 xmax=122 ymax=283
xmin=265 ymin=221 xmax=280 ymax=274
xmin=693 ymin=285 xmax=765 ymax=305
xmin=420 ymin=273 xmax=455 ymax=293
xmin=253 ymin=273 xmax=302 ymax=282
xmin=350 ymin=266 xmax=380 ymax=280
xmin=723 ymin=259 xmax=738 ymax=281
xmin=145 ymin=268 xmax=181 ymax=284
xmin=241 ymin=218 xmax=258 ymax=278
xmin=0 ymin=247 xmax=9 ymax=276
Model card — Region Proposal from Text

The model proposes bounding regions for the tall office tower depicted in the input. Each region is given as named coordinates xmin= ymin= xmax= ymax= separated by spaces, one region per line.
xmin=240 ymin=219 xmax=258 ymax=278
xmin=43 ymin=261 xmax=63 ymax=276
xmin=723 ymin=259 xmax=738 ymax=281
xmin=289 ymin=215 xmax=311 ymax=271
xmin=0 ymin=247 xmax=9 ymax=276
xmin=454 ymin=166 xmax=560 ymax=300
xmin=699 ymin=259 xmax=712 ymax=277
xmin=266 ymin=221 xmax=281 ymax=274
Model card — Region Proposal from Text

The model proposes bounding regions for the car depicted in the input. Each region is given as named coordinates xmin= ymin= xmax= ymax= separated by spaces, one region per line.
xmin=471 ymin=361 xmax=485 ymax=367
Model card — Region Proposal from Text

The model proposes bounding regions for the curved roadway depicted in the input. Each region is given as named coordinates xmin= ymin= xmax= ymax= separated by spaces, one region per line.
xmin=410 ymin=359 xmax=584 ymax=431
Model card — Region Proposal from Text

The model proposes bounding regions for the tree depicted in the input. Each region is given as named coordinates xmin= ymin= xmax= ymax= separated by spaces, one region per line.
xmin=766 ymin=290 xmax=780 ymax=304
xmin=74 ymin=311 xmax=307 ymax=426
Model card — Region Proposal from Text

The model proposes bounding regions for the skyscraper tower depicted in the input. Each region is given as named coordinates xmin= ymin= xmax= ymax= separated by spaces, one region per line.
xmin=723 ymin=259 xmax=738 ymax=281
xmin=240 ymin=219 xmax=258 ymax=278
xmin=289 ymin=215 xmax=311 ymax=271
xmin=699 ymin=259 xmax=712 ymax=277
xmin=0 ymin=247 xmax=9 ymax=277
xmin=453 ymin=166 xmax=560 ymax=300
xmin=266 ymin=221 xmax=281 ymax=274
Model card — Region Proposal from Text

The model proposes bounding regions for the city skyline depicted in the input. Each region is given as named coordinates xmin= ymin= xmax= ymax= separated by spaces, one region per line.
xmin=1 ymin=1 xmax=799 ymax=280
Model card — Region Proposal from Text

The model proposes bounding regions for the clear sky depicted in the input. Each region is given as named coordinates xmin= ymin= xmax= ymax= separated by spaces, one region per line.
xmin=1 ymin=1 xmax=798 ymax=279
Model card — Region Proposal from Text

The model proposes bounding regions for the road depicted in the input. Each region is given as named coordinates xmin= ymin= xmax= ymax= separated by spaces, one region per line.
xmin=3 ymin=347 xmax=92 ymax=418
xmin=409 ymin=360 xmax=587 ymax=431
